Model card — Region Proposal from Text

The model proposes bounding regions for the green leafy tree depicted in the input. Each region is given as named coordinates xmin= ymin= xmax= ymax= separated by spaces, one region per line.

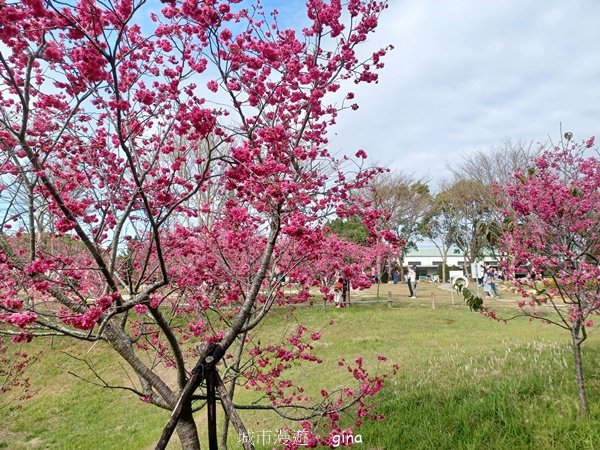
xmin=367 ymin=172 xmax=432 ymax=279
xmin=327 ymin=217 xmax=369 ymax=244
xmin=419 ymin=195 xmax=460 ymax=283
xmin=436 ymin=179 xmax=494 ymax=277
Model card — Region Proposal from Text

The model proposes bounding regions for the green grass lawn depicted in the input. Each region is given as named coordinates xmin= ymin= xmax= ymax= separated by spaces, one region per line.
xmin=3 ymin=282 xmax=600 ymax=449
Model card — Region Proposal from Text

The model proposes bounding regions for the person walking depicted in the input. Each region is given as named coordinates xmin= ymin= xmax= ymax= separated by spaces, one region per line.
xmin=407 ymin=265 xmax=417 ymax=299
xmin=489 ymin=267 xmax=500 ymax=298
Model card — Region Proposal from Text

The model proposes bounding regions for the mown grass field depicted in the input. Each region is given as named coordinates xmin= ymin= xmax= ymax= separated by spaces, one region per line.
xmin=3 ymin=281 xmax=600 ymax=449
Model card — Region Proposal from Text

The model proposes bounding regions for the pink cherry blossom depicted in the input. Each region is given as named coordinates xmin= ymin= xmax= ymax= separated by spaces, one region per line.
xmin=0 ymin=0 xmax=394 ymax=446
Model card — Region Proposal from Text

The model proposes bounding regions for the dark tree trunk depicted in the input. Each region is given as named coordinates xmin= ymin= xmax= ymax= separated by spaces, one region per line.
xmin=220 ymin=416 xmax=231 ymax=450
xmin=572 ymin=332 xmax=589 ymax=419
xmin=215 ymin=372 xmax=254 ymax=450
xmin=176 ymin=404 xmax=201 ymax=450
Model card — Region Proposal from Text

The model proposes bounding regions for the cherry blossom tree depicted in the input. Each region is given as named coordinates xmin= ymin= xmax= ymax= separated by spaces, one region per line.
xmin=306 ymin=233 xmax=394 ymax=299
xmin=464 ymin=135 xmax=600 ymax=418
xmin=0 ymin=0 xmax=393 ymax=448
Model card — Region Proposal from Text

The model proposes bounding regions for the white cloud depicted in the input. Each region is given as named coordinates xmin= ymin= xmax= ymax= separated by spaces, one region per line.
xmin=327 ymin=0 xmax=600 ymax=182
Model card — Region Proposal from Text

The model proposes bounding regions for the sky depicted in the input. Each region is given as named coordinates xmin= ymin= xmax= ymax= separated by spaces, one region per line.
xmin=325 ymin=0 xmax=600 ymax=184
xmin=5 ymin=0 xmax=600 ymax=187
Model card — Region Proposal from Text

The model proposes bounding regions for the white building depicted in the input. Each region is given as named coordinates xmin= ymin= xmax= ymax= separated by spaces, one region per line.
xmin=403 ymin=245 xmax=499 ymax=280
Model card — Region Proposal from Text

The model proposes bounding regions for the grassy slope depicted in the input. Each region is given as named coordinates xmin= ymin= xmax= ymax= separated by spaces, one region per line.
xmin=3 ymin=282 xmax=600 ymax=449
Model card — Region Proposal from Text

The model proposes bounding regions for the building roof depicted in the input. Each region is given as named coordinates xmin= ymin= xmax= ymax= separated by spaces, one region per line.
xmin=405 ymin=244 xmax=498 ymax=259
xmin=405 ymin=245 xmax=461 ymax=258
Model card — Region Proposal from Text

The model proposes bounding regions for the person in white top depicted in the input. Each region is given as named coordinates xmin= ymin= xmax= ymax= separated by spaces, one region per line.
xmin=407 ymin=265 xmax=417 ymax=299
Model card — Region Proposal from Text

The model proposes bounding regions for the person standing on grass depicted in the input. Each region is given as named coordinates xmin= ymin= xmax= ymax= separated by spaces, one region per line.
xmin=407 ymin=265 xmax=417 ymax=299
xmin=483 ymin=269 xmax=493 ymax=297
xmin=489 ymin=267 xmax=500 ymax=298
xmin=370 ymin=266 xmax=379 ymax=284
xmin=333 ymin=277 xmax=344 ymax=308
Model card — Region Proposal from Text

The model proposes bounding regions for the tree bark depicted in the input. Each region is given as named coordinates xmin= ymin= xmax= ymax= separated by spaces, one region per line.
xmin=220 ymin=411 xmax=231 ymax=450
xmin=104 ymin=323 xmax=176 ymax=405
xmin=175 ymin=405 xmax=200 ymax=450
xmin=156 ymin=345 xmax=217 ymax=449
xmin=215 ymin=372 xmax=254 ymax=450
xmin=442 ymin=260 xmax=447 ymax=283
xmin=399 ymin=250 xmax=406 ymax=282
xmin=572 ymin=332 xmax=589 ymax=419
xmin=220 ymin=333 xmax=247 ymax=449
xmin=176 ymin=403 xmax=201 ymax=450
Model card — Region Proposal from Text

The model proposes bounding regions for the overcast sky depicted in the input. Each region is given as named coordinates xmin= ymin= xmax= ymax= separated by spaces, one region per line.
xmin=325 ymin=0 xmax=600 ymax=184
